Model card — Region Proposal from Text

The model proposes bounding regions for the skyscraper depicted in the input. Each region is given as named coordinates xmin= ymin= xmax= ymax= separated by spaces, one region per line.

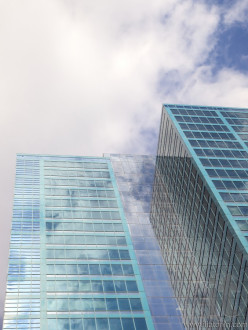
xmin=150 ymin=104 xmax=248 ymax=328
xmin=4 ymin=103 xmax=248 ymax=330
xmin=3 ymin=153 xmax=184 ymax=330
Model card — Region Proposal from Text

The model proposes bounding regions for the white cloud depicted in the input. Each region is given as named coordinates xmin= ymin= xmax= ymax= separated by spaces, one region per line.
xmin=0 ymin=0 xmax=220 ymax=157
xmin=165 ymin=66 xmax=248 ymax=106
xmin=224 ymin=0 xmax=248 ymax=25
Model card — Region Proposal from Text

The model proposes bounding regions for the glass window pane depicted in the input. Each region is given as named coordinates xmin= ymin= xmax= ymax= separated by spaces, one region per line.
xmin=118 ymin=299 xmax=130 ymax=311
xmin=130 ymin=298 xmax=142 ymax=311
xmin=106 ymin=298 xmax=118 ymax=311
xmin=70 ymin=319 xmax=83 ymax=330
xmin=109 ymin=318 xmax=122 ymax=330
xmin=126 ymin=281 xmax=138 ymax=292
xmin=122 ymin=318 xmax=135 ymax=330
xmin=83 ymin=319 xmax=96 ymax=329
xmin=92 ymin=281 xmax=103 ymax=292
xmin=96 ymin=318 xmax=109 ymax=330
xmin=103 ymin=280 xmax=115 ymax=292
xmin=134 ymin=318 xmax=148 ymax=330
xmin=79 ymin=280 xmax=91 ymax=292
xmin=100 ymin=264 xmax=111 ymax=275
xmin=114 ymin=280 xmax=126 ymax=292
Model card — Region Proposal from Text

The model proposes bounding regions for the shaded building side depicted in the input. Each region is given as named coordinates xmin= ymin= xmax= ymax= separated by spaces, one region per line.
xmin=150 ymin=106 xmax=248 ymax=329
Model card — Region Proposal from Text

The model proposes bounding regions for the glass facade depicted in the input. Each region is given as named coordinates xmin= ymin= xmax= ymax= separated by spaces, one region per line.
xmin=3 ymin=153 xmax=184 ymax=330
xmin=107 ymin=154 xmax=184 ymax=329
xmin=6 ymin=103 xmax=248 ymax=329
xmin=150 ymin=104 xmax=248 ymax=329
xmin=3 ymin=154 xmax=154 ymax=330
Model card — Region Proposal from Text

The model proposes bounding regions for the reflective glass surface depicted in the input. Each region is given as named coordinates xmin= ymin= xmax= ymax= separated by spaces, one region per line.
xmin=150 ymin=104 xmax=248 ymax=328
xmin=108 ymin=154 xmax=184 ymax=330
xmin=4 ymin=158 xmax=41 ymax=330
xmin=3 ymin=155 xmax=154 ymax=330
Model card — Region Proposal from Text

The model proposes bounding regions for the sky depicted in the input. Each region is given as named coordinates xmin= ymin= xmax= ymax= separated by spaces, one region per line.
xmin=1 ymin=0 xmax=248 ymax=326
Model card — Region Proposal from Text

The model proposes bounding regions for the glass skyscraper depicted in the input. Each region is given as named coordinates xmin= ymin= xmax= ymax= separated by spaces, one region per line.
xmin=4 ymin=103 xmax=248 ymax=330
xmin=3 ymin=153 xmax=184 ymax=330
xmin=150 ymin=104 xmax=248 ymax=328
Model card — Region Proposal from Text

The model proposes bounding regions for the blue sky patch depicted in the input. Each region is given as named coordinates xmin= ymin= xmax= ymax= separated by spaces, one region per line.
xmin=209 ymin=24 xmax=248 ymax=74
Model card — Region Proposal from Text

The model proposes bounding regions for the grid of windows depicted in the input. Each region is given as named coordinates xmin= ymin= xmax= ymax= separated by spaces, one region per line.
xmin=175 ymin=115 xmax=224 ymax=124
xmin=222 ymin=111 xmax=248 ymax=119
xmin=46 ymin=248 xmax=130 ymax=259
xmin=201 ymin=158 xmax=248 ymax=168
xmin=45 ymin=188 xmax=116 ymax=198
xmin=45 ymin=209 xmax=121 ymax=220
xmin=46 ymin=221 xmax=123 ymax=232
xmin=150 ymin=105 xmax=248 ymax=328
xmin=46 ymin=297 xmax=143 ymax=312
xmin=195 ymin=148 xmax=248 ymax=158
xmin=176 ymin=105 xmax=248 ymax=242
xmin=220 ymin=192 xmax=248 ymax=203
xmin=232 ymin=126 xmax=248 ymax=133
xmin=45 ymin=235 xmax=127 ymax=246
xmin=213 ymin=180 xmax=248 ymax=190
xmin=179 ymin=123 xmax=230 ymax=132
xmin=109 ymin=154 xmax=184 ymax=330
xmin=170 ymin=108 xmax=218 ymax=116
xmin=46 ymin=317 xmax=148 ymax=330
xmin=45 ymin=198 xmax=118 ymax=208
xmin=189 ymin=139 xmax=243 ymax=149
xmin=45 ymin=169 xmax=111 ymax=178
xmin=184 ymin=131 xmax=235 ymax=140
xmin=226 ymin=118 xmax=248 ymax=126
xmin=206 ymin=168 xmax=248 ymax=179
xmin=46 ymin=279 xmax=138 ymax=292
xmin=44 ymin=178 xmax=113 ymax=187
xmin=2 ymin=317 xmax=150 ymax=330
xmin=4 ymin=159 xmax=41 ymax=329
xmin=3 ymin=155 xmax=154 ymax=330
xmin=44 ymin=161 xmax=108 ymax=169
xmin=228 ymin=205 xmax=248 ymax=216
xmin=46 ymin=263 xmax=134 ymax=276
xmin=239 ymin=134 xmax=248 ymax=141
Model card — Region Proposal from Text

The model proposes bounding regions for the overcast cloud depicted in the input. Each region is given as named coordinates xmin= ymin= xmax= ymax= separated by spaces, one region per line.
xmin=1 ymin=0 xmax=248 ymax=326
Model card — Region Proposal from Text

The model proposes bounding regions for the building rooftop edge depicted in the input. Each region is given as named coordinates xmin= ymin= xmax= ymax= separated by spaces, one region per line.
xmin=163 ymin=103 xmax=248 ymax=110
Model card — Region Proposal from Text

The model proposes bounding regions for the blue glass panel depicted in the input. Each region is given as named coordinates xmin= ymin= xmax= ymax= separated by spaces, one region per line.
xmin=57 ymin=319 xmax=70 ymax=329
xmin=111 ymin=264 xmax=122 ymax=275
xmin=83 ymin=319 xmax=96 ymax=329
xmin=114 ymin=280 xmax=126 ymax=292
xmin=100 ymin=264 xmax=112 ymax=275
xmin=96 ymin=318 xmax=109 ymax=330
xmin=106 ymin=298 xmax=118 ymax=311
xmin=92 ymin=281 xmax=103 ymax=292
xmin=121 ymin=318 xmax=135 ymax=330
xmin=94 ymin=298 xmax=106 ymax=311
xmin=78 ymin=264 xmax=89 ymax=274
xmin=103 ymin=280 xmax=115 ymax=292
xmin=118 ymin=298 xmax=130 ymax=311
xmin=89 ymin=264 xmax=100 ymax=275
xmin=126 ymin=281 xmax=138 ymax=292
xmin=130 ymin=298 xmax=142 ymax=311
xmin=122 ymin=264 xmax=134 ymax=275
xmin=134 ymin=318 xmax=148 ymax=330
xmin=109 ymin=318 xmax=122 ymax=330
